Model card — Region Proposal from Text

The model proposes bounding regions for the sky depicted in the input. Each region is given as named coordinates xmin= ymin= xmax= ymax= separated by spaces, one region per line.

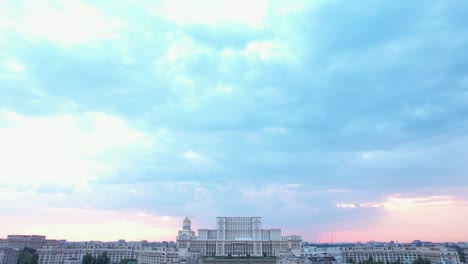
xmin=1 ymin=0 xmax=468 ymax=243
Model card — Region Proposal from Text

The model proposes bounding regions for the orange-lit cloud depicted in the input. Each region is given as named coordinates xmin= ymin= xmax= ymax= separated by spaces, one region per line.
xmin=325 ymin=194 xmax=468 ymax=243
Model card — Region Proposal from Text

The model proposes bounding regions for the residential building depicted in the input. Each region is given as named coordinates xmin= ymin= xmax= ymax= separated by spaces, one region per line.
xmin=0 ymin=235 xmax=59 ymax=250
xmin=137 ymin=247 xmax=179 ymax=264
xmin=0 ymin=247 xmax=19 ymax=264
xmin=341 ymin=246 xmax=460 ymax=264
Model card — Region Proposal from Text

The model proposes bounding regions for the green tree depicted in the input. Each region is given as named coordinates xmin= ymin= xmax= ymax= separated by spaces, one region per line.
xmin=346 ymin=258 xmax=355 ymax=264
xmin=454 ymin=246 xmax=466 ymax=263
xmin=119 ymin=259 xmax=137 ymax=264
xmin=17 ymin=248 xmax=38 ymax=264
xmin=363 ymin=256 xmax=375 ymax=264
xmin=412 ymin=256 xmax=431 ymax=264
xmin=82 ymin=254 xmax=94 ymax=264
xmin=95 ymin=252 xmax=110 ymax=264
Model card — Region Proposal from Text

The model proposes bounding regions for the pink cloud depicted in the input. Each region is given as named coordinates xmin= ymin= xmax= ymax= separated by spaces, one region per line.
xmin=319 ymin=194 xmax=468 ymax=243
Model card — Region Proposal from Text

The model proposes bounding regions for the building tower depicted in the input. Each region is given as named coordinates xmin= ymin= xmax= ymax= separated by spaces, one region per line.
xmin=177 ymin=217 xmax=196 ymax=257
xmin=183 ymin=217 xmax=191 ymax=231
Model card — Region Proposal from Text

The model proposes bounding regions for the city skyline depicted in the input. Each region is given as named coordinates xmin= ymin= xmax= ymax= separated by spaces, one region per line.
xmin=1 ymin=0 xmax=468 ymax=243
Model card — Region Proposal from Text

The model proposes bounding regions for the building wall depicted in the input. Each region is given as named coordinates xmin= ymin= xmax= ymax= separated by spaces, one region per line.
xmin=137 ymin=247 xmax=179 ymax=264
xmin=202 ymin=256 xmax=277 ymax=264
xmin=341 ymin=247 xmax=460 ymax=264
xmin=0 ymin=248 xmax=19 ymax=264
xmin=0 ymin=235 xmax=58 ymax=250
xmin=38 ymin=245 xmax=181 ymax=264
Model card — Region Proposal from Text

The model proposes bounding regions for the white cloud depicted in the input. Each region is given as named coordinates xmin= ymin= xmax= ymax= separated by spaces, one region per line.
xmin=221 ymin=39 xmax=299 ymax=64
xmin=5 ymin=61 xmax=25 ymax=73
xmin=336 ymin=203 xmax=356 ymax=208
xmin=1 ymin=0 xmax=122 ymax=46
xmin=0 ymin=110 xmax=152 ymax=187
xmin=156 ymin=32 xmax=210 ymax=75
xmin=382 ymin=195 xmax=457 ymax=210
xmin=183 ymin=150 xmax=204 ymax=160
xmin=215 ymin=85 xmax=233 ymax=94
xmin=0 ymin=60 xmax=26 ymax=79
xmin=152 ymin=0 xmax=269 ymax=27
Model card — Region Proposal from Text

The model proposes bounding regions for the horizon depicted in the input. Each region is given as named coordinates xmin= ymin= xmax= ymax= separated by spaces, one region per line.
xmin=3 ymin=231 xmax=467 ymax=245
xmin=1 ymin=0 xmax=468 ymax=243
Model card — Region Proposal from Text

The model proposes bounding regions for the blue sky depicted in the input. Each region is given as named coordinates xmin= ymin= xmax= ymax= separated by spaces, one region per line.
xmin=1 ymin=0 xmax=468 ymax=242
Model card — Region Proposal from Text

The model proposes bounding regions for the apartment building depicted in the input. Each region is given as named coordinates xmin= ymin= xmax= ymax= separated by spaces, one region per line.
xmin=0 ymin=235 xmax=59 ymax=250
xmin=37 ymin=244 xmax=182 ymax=264
xmin=0 ymin=247 xmax=19 ymax=264
xmin=137 ymin=247 xmax=179 ymax=264
xmin=341 ymin=246 xmax=460 ymax=264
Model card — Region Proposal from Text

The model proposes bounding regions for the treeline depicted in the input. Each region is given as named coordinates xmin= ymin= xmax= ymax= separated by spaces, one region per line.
xmin=82 ymin=253 xmax=136 ymax=264
xmin=82 ymin=253 xmax=110 ymax=264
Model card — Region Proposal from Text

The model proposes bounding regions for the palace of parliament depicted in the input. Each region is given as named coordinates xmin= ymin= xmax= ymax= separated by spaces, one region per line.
xmin=176 ymin=216 xmax=301 ymax=257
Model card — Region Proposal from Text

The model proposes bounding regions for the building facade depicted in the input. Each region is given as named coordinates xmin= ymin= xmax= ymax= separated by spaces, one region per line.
xmin=137 ymin=247 xmax=179 ymax=264
xmin=177 ymin=217 xmax=301 ymax=257
xmin=0 ymin=248 xmax=19 ymax=264
xmin=341 ymin=246 xmax=460 ymax=264
xmin=37 ymin=244 xmax=167 ymax=264
xmin=39 ymin=244 xmax=138 ymax=264
xmin=0 ymin=235 xmax=59 ymax=250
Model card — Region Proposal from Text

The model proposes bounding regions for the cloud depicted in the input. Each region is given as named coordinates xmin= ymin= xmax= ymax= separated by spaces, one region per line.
xmin=4 ymin=60 xmax=25 ymax=74
xmin=0 ymin=110 xmax=152 ymax=187
xmin=183 ymin=150 xmax=204 ymax=160
xmin=330 ymin=193 xmax=468 ymax=242
xmin=1 ymin=0 xmax=468 ymax=242
xmin=151 ymin=0 xmax=269 ymax=27
xmin=0 ymin=202 xmax=181 ymax=241
xmin=1 ymin=0 xmax=122 ymax=46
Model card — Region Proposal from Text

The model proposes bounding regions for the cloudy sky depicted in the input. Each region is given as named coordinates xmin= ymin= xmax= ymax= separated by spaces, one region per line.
xmin=1 ymin=0 xmax=468 ymax=243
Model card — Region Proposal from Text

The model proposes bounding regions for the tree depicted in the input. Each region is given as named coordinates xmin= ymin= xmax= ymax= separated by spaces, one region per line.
xmin=17 ymin=248 xmax=38 ymax=264
xmin=363 ymin=256 xmax=375 ymax=264
xmin=119 ymin=259 xmax=137 ymax=264
xmin=95 ymin=252 xmax=110 ymax=264
xmin=346 ymin=258 xmax=355 ymax=264
xmin=412 ymin=256 xmax=431 ymax=264
xmin=82 ymin=254 xmax=94 ymax=264
xmin=360 ymin=256 xmax=384 ymax=264
xmin=454 ymin=246 xmax=466 ymax=263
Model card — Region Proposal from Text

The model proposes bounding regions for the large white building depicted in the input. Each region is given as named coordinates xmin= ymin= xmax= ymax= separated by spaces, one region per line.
xmin=137 ymin=247 xmax=179 ymax=264
xmin=37 ymin=244 xmax=183 ymax=264
xmin=0 ymin=248 xmax=19 ymax=264
xmin=177 ymin=217 xmax=302 ymax=257
xmin=341 ymin=246 xmax=460 ymax=264
xmin=38 ymin=244 xmax=139 ymax=264
xmin=0 ymin=235 xmax=59 ymax=250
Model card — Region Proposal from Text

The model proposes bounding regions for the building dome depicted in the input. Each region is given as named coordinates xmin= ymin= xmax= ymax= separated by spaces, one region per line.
xmin=183 ymin=217 xmax=191 ymax=224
